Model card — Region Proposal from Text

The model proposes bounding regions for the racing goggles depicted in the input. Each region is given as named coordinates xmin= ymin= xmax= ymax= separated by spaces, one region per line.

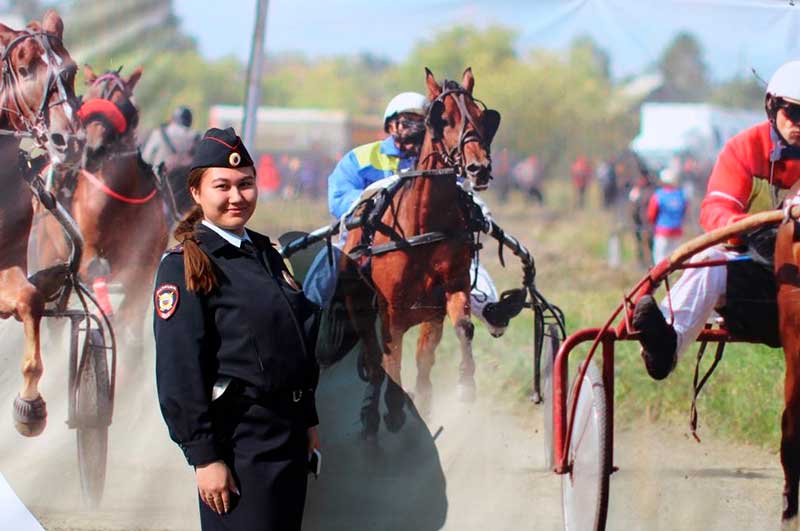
xmin=779 ymin=100 xmax=800 ymax=123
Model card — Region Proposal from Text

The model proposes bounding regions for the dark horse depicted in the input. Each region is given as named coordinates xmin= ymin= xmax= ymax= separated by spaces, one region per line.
xmin=0 ymin=11 xmax=85 ymax=436
xmin=344 ymin=68 xmax=500 ymax=438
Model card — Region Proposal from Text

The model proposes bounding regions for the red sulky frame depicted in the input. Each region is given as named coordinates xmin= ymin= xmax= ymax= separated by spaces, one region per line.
xmin=551 ymin=208 xmax=791 ymax=530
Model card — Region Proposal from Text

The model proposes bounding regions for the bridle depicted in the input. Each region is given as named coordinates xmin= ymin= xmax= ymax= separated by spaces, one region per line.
xmin=0 ymin=29 xmax=79 ymax=147
xmin=82 ymin=69 xmax=138 ymax=138
xmin=423 ymin=80 xmax=500 ymax=178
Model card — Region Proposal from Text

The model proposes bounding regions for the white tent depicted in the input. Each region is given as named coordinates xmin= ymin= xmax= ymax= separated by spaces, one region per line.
xmin=631 ymin=102 xmax=762 ymax=168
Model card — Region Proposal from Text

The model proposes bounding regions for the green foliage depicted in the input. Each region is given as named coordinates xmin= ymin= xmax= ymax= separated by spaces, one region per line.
xmin=50 ymin=8 xmax=761 ymax=172
xmin=653 ymin=31 xmax=711 ymax=102
xmin=711 ymin=75 xmax=765 ymax=110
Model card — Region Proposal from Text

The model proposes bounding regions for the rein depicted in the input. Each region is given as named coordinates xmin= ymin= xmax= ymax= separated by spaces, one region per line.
xmin=424 ymin=83 xmax=494 ymax=176
xmin=0 ymin=30 xmax=77 ymax=145
xmin=80 ymin=167 xmax=157 ymax=205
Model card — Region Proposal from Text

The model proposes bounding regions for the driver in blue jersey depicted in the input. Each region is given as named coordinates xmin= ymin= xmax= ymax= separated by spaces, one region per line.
xmin=325 ymin=92 xmax=524 ymax=335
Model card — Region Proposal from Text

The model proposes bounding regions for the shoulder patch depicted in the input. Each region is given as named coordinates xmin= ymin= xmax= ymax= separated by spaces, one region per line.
xmin=160 ymin=244 xmax=184 ymax=263
xmin=155 ymin=283 xmax=180 ymax=319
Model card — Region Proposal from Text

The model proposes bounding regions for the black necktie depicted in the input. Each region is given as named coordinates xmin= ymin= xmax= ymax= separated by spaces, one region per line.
xmin=242 ymin=239 xmax=268 ymax=271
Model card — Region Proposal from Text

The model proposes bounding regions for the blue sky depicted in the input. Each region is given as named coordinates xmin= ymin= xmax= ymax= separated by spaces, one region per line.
xmin=173 ymin=0 xmax=800 ymax=81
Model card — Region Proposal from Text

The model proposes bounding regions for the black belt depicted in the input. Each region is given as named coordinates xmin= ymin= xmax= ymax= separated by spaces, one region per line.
xmin=227 ymin=379 xmax=312 ymax=404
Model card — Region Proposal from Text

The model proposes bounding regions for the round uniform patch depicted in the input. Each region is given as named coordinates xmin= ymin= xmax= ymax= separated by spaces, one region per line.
xmin=155 ymin=284 xmax=179 ymax=320
xmin=229 ymin=152 xmax=241 ymax=167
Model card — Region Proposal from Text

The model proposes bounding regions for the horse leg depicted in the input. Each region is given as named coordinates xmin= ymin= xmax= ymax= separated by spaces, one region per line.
xmin=0 ymin=268 xmax=47 ymax=437
xmin=780 ymin=319 xmax=800 ymax=527
xmin=414 ymin=319 xmax=443 ymax=418
xmin=382 ymin=321 xmax=407 ymax=433
xmin=115 ymin=266 xmax=152 ymax=356
xmin=446 ymin=290 xmax=476 ymax=402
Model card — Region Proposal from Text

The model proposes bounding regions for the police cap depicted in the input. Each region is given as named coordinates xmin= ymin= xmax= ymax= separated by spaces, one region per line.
xmin=191 ymin=127 xmax=254 ymax=172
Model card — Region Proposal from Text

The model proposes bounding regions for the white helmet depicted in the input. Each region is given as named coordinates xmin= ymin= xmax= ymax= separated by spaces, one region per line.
xmin=383 ymin=92 xmax=428 ymax=131
xmin=659 ymin=168 xmax=678 ymax=185
xmin=767 ymin=60 xmax=800 ymax=103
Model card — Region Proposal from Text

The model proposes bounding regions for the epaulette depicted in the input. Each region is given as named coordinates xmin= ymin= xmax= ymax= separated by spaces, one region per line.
xmin=160 ymin=243 xmax=184 ymax=262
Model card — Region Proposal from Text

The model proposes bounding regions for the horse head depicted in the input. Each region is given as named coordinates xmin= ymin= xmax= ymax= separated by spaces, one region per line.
xmin=78 ymin=65 xmax=142 ymax=158
xmin=423 ymin=67 xmax=501 ymax=191
xmin=0 ymin=10 xmax=83 ymax=165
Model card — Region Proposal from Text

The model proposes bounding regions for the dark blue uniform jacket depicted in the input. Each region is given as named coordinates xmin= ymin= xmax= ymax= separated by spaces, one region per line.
xmin=154 ymin=224 xmax=319 ymax=466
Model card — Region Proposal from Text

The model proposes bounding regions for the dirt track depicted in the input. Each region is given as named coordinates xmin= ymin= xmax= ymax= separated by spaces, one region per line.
xmin=0 ymin=320 xmax=786 ymax=531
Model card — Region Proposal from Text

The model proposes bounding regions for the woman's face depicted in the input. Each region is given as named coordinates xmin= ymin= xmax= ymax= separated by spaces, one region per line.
xmin=191 ymin=166 xmax=257 ymax=233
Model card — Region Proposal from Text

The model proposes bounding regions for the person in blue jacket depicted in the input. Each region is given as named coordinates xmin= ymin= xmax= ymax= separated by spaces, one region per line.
xmin=647 ymin=167 xmax=688 ymax=264
xmin=328 ymin=92 xmax=425 ymax=219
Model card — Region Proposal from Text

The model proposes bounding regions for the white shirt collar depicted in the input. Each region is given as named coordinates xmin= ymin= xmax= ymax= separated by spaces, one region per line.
xmin=201 ymin=219 xmax=252 ymax=248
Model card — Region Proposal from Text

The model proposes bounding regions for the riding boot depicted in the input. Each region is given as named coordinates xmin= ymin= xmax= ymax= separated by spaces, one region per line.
xmin=482 ymin=287 xmax=526 ymax=328
xmin=632 ymin=295 xmax=677 ymax=380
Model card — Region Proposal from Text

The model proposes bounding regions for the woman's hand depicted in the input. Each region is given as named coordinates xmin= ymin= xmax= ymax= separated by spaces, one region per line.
xmin=307 ymin=426 xmax=320 ymax=456
xmin=196 ymin=460 xmax=239 ymax=514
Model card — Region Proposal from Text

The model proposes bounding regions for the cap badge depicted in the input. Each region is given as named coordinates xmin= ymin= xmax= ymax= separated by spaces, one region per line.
xmin=229 ymin=152 xmax=241 ymax=167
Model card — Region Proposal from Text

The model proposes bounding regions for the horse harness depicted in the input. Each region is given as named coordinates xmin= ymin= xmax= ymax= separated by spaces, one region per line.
xmin=345 ymin=167 xmax=487 ymax=263
xmin=423 ymin=80 xmax=500 ymax=178
xmin=79 ymin=70 xmax=138 ymax=137
xmin=0 ymin=29 xmax=78 ymax=143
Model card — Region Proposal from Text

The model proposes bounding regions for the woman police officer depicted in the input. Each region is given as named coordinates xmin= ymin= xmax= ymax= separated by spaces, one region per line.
xmin=153 ymin=127 xmax=320 ymax=530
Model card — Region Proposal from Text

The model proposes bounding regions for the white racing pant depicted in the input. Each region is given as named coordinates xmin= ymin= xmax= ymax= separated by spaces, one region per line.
xmin=658 ymin=246 xmax=735 ymax=359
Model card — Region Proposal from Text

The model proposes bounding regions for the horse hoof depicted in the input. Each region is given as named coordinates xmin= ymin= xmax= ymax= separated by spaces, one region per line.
xmin=13 ymin=394 xmax=47 ymax=437
xmin=457 ymin=381 xmax=477 ymax=402
xmin=383 ymin=409 xmax=406 ymax=433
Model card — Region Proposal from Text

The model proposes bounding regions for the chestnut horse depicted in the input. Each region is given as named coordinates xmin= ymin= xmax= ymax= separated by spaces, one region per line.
xmin=775 ymin=182 xmax=800 ymax=526
xmin=344 ymin=68 xmax=500 ymax=439
xmin=39 ymin=65 xmax=167 ymax=353
xmin=0 ymin=11 xmax=85 ymax=436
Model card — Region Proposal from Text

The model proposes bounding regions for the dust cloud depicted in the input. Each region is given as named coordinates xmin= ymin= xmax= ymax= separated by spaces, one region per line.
xmin=0 ymin=318 xmax=786 ymax=530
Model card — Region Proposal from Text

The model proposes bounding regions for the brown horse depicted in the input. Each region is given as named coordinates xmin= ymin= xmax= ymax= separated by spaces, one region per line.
xmin=56 ymin=65 xmax=167 ymax=353
xmin=344 ymin=68 xmax=500 ymax=438
xmin=0 ymin=11 xmax=85 ymax=436
xmin=775 ymin=183 xmax=800 ymax=526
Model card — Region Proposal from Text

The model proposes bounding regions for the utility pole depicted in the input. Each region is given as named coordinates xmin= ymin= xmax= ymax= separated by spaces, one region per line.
xmin=242 ymin=0 xmax=268 ymax=149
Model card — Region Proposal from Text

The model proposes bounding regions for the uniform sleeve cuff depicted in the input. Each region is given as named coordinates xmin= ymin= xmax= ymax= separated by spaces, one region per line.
xmin=305 ymin=399 xmax=319 ymax=428
xmin=182 ymin=439 xmax=219 ymax=467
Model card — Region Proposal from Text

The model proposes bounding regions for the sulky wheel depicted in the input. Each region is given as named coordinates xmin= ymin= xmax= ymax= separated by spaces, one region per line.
xmin=75 ymin=328 xmax=112 ymax=508
xmin=541 ymin=323 xmax=561 ymax=471
xmin=561 ymin=359 xmax=611 ymax=531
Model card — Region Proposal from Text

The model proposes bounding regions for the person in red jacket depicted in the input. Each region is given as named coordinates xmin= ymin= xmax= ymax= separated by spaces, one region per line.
xmin=571 ymin=155 xmax=593 ymax=207
xmin=633 ymin=60 xmax=800 ymax=380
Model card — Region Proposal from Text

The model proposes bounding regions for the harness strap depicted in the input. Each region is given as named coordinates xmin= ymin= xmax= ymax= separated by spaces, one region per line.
xmin=690 ymin=336 xmax=726 ymax=442
xmin=348 ymin=231 xmax=465 ymax=259
xmin=81 ymin=168 xmax=158 ymax=205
